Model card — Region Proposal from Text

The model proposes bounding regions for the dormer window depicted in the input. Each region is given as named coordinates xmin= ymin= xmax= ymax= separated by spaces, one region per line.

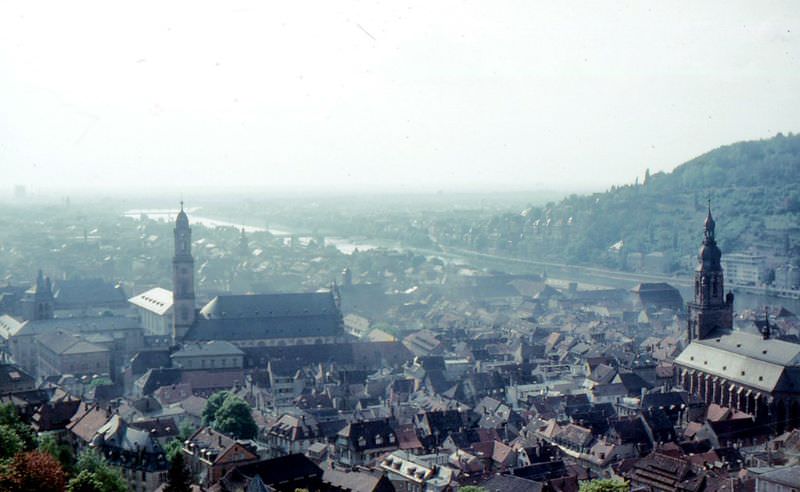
xmin=358 ymin=436 xmax=366 ymax=447
xmin=388 ymin=434 xmax=396 ymax=444
xmin=375 ymin=435 xmax=383 ymax=445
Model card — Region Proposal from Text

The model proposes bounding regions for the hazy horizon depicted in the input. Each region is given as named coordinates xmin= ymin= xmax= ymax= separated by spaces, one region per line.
xmin=2 ymin=1 xmax=799 ymax=194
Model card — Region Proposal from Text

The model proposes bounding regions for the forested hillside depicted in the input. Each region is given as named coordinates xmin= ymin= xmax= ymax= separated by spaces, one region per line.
xmin=434 ymin=133 xmax=800 ymax=272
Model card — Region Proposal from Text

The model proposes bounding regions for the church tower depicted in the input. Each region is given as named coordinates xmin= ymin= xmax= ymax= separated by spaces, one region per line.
xmin=172 ymin=201 xmax=196 ymax=343
xmin=238 ymin=228 xmax=249 ymax=257
xmin=21 ymin=270 xmax=54 ymax=321
xmin=687 ymin=205 xmax=734 ymax=341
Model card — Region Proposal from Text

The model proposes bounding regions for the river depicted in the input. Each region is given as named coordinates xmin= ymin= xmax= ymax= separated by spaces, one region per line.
xmin=122 ymin=209 xmax=381 ymax=255
xmin=123 ymin=209 xmax=799 ymax=312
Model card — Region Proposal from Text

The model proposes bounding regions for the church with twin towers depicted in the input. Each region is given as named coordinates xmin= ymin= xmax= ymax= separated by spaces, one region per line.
xmin=131 ymin=203 xmax=345 ymax=348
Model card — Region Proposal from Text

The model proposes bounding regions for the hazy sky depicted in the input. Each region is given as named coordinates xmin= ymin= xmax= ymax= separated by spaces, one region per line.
xmin=1 ymin=1 xmax=799 ymax=194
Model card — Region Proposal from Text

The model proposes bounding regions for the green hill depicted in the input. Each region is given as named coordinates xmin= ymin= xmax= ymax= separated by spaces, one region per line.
xmin=443 ymin=133 xmax=800 ymax=271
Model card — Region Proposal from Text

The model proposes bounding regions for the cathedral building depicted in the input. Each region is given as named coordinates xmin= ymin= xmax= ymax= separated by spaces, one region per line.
xmin=675 ymin=208 xmax=800 ymax=433
xmin=132 ymin=204 xmax=345 ymax=348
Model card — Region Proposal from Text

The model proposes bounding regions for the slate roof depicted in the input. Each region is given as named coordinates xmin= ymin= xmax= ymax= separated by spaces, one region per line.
xmin=675 ymin=331 xmax=800 ymax=392
xmin=218 ymin=455 xmax=322 ymax=492
xmin=36 ymin=331 xmax=109 ymax=355
xmin=322 ymin=467 xmax=390 ymax=492
xmin=512 ymin=460 xmax=570 ymax=482
xmin=172 ymin=340 xmax=244 ymax=358
xmin=608 ymin=416 xmax=652 ymax=447
xmin=92 ymin=415 xmax=168 ymax=472
xmin=53 ymin=278 xmax=127 ymax=308
xmin=268 ymin=414 xmax=325 ymax=441
xmin=129 ymin=350 xmax=172 ymax=376
xmin=337 ymin=419 xmax=397 ymax=452
xmin=617 ymin=372 xmax=654 ymax=395
xmin=184 ymin=292 xmax=343 ymax=342
xmin=0 ymin=363 xmax=35 ymax=392
xmin=589 ymin=364 xmax=617 ymax=384
xmin=758 ymin=466 xmax=800 ymax=488
xmin=555 ymin=424 xmax=594 ymax=449
xmin=200 ymin=292 xmax=329 ymax=318
xmin=1 ymin=315 xmax=140 ymax=338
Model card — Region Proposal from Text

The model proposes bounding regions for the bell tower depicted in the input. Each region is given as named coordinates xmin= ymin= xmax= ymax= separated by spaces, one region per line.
xmin=172 ymin=201 xmax=196 ymax=343
xmin=687 ymin=204 xmax=733 ymax=341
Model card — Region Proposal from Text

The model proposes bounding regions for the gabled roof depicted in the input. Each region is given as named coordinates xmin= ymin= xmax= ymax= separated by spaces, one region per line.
xmin=172 ymin=340 xmax=244 ymax=358
xmin=68 ymin=404 xmax=112 ymax=443
xmin=54 ymin=278 xmax=127 ymax=308
xmin=675 ymin=332 xmax=800 ymax=392
xmin=322 ymin=467 xmax=389 ymax=492
xmin=186 ymin=426 xmax=258 ymax=465
xmin=223 ymin=454 xmax=320 ymax=488
xmin=338 ymin=419 xmax=397 ymax=451
xmin=199 ymin=292 xmax=337 ymax=319
xmin=480 ymin=474 xmax=544 ymax=492
xmin=5 ymin=315 xmax=139 ymax=338
xmin=36 ymin=331 xmax=108 ymax=356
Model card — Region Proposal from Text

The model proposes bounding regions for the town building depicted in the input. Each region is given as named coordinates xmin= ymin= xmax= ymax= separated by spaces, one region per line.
xmin=675 ymin=209 xmax=800 ymax=433
xmin=722 ymin=252 xmax=768 ymax=286
xmin=183 ymin=426 xmax=260 ymax=487
xmin=133 ymin=204 xmax=346 ymax=348
xmin=170 ymin=340 xmax=244 ymax=370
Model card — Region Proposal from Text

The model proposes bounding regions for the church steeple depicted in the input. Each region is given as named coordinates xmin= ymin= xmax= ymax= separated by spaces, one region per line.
xmin=238 ymin=227 xmax=249 ymax=257
xmin=172 ymin=201 xmax=196 ymax=343
xmin=21 ymin=269 xmax=54 ymax=321
xmin=688 ymin=205 xmax=733 ymax=341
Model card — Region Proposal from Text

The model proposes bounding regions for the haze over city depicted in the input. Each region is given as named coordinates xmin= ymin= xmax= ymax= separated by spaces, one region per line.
xmin=3 ymin=3 xmax=800 ymax=491
xmin=1 ymin=1 xmax=799 ymax=193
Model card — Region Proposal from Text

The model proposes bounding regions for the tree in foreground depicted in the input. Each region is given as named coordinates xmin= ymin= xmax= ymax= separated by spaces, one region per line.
xmin=67 ymin=470 xmax=106 ymax=492
xmin=164 ymin=452 xmax=193 ymax=492
xmin=0 ymin=424 xmax=24 ymax=460
xmin=0 ymin=451 xmax=66 ymax=492
xmin=579 ymin=478 xmax=630 ymax=492
xmin=214 ymin=395 xmax=257 ymax=440
xmin=0 ymin=403 xmax=36 ymax=451
xmin=38 ymin=433 xmax=75 ymax=472
xmin=71 ymin=448 xmax=128 ymax=492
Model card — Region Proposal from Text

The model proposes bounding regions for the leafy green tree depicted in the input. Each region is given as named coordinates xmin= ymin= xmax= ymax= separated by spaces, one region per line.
xmin=178 ymin=420 xmax=196 ymax=441
xmin=73 ymin=449 xmax=128 ymax=492
xmin=0 ymin=425 xmax=23 ymax=460
xmin=164 ymin=420 xmax=198 ymax=461
xmin=67 ymin=470 xmax=105 ymax=492
xmin=214 ymin=395 xmax=257 ymax=440
xmin=164 ymin=438 xmax=183 ymax=461
xmin=202 ymin=391 xmax=230 ymax=426
xmin=0 ymin=403 xmax=36 ymax=451
xmin=37 ymin=433 xmax=75 ymax=471
xmin=579 ymin=479 xmax=630 ymax=492
xmin=164 ymin=452 xmax=193 ymax=492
